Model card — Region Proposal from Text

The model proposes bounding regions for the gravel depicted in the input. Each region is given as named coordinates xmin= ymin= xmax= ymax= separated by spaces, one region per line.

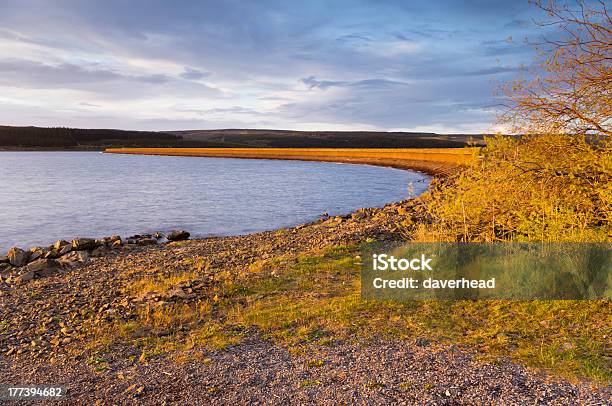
xmin=0 ymin=200 xmax=609 ymax=405
xmin=1 ymin=338 xmax=609 ymax=405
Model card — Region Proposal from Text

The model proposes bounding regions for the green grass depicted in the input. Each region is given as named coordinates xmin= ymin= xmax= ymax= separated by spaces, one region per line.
xmin=223 ymin=244 xmax=610 ymax=383
xmin=101 ymin=243 xmax=610 ymax=383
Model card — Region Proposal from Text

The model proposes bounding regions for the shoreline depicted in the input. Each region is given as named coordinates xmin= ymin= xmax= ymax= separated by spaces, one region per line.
xmin=2 ymin=152 xmax=607 ymax=403
xmin=1 ymin=199 xmax=609 ymax=404
xmin=1 ymin=150 xmax=439 ymax=253
xmin=104 ymin=147 xmax=478 ymax=176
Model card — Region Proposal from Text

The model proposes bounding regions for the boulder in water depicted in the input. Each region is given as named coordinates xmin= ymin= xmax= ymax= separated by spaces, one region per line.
xmin=167 ymin=230 xmax=190 ymax=241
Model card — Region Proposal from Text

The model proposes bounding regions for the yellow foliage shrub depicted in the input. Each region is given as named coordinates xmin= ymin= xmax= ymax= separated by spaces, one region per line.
xmin=423 ymin=134 xmax=611 ymax=242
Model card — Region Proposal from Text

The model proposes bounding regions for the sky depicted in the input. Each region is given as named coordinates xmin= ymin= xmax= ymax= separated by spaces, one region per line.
xmin=0 ymin=0 xmax=549 ymax=133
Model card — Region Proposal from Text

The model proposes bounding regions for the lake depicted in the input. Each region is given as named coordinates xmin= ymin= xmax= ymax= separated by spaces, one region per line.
xmin=0 ymin=152 xmax=430 ymax=252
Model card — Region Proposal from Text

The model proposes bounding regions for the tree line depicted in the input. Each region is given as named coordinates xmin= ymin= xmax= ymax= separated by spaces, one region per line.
xmin=0 ymin=126 xmax=183 ymax=148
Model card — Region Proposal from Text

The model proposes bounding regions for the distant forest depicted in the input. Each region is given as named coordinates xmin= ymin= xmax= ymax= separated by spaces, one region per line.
xmin=0 ymin=126 xmax=223 ymax=149
xmin=0 ymin=126 xmax=485 ymax=149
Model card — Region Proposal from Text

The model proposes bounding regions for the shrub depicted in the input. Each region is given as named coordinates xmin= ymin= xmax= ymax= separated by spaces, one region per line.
xmin=421 ymin=134 xmax=611 ymax=242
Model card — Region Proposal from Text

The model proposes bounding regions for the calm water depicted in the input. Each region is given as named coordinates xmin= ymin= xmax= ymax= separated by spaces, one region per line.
xmin=0 ymin=152 xmax=430 ymax=251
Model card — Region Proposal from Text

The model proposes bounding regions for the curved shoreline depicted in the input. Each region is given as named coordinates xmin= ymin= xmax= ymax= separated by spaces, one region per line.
xmin=104 ymin=147 xmax=478 ymax=176
xmin=2 ymin=197 xmax=609 ymax=403
xmin=1 ymin=153 xmax=430 ymax=253
xmin=2 ymin=151 xmax=609 ymax=402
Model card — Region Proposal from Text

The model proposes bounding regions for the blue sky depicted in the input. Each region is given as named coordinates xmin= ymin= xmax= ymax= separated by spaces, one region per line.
xmin=0 ymin=0 xmax=547 ymax=132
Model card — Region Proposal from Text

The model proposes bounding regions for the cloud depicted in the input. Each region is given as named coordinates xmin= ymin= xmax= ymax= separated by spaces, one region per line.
xmin=302 ymin=76 xmax=408 ymax=90
xmin=0 ymin=0 xmax=545 ymax=132
xmin=180 ymin=67 xmax=210 ymax=80
xmin=0 ymin=59 xmax=221 ymax=99
xmin=461 ymin=66 xmax=525 ymax=76
xmin=505 ymin=19 xmax=531 ymax=29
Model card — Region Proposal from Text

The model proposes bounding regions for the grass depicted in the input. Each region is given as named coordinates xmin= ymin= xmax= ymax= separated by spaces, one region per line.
xmin=94 ymin=243 xmax=610 ymax=383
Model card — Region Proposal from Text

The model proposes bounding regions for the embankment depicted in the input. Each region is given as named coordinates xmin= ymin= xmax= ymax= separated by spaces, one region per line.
xmin=104 ymin=147 xmax=479 ymax=176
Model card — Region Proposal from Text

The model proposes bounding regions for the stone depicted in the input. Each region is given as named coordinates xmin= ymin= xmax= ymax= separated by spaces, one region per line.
xmin=351 ymin=209 xmax=369 ymax=220
xmin=15 ymin=271 xmax=35 ymax=284
xmin=44 ymin=249 xmax=60 ymax=259
xmin=7 ymin=247 xmax=29 ymax=267
xmin=26 ymin=259 xmax=62 ymax=277
xmin=137 ymin=238 xmax=157 ymax=246
xmin=59 ymin=245 xmax=72 ymax=255
xmin=0 ymin=255 xmax=8 ymax=264
xmin=167 ymin=230 xmax=190 ymax=241
xmin=59 ymin=250 xmax=89 ymax=267
xmin=0 ymin=263 xmax=12 ymax=272
xmin=111 ymin=239 xmax=123 ymax=249
xmin=53 ymin=240 xmax=70 ymax=250
xmin=91 ymin=246 xmax=109 ymax=257
xmin=100 ymin=235 xmax=121 ymax=246
xmin=71 ymin=238 xmax=99 ymax=251
xmin=28 ymin=250 xmax=43 ymax=262
xmin=166 ymin=287 xmax=187 ymax=299
xmin=415 ymin=337 xmax=431 ymax=347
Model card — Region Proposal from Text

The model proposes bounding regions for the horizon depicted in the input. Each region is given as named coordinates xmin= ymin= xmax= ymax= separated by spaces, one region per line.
xmin=1 ymin=124 xmax=493 ymax=135
xmin=0 ymin=0 xmax=551 ymax=133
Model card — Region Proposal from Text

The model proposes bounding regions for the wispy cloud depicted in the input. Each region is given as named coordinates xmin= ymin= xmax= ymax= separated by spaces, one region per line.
xmin=0 ymin=0 xmax=544 ymax=132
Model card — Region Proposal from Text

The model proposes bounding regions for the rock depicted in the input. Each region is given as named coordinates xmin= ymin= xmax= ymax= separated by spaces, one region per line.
xmin=110 ymin=239 xmax=123 ymax=249
xmin=91 ymin=246 xmax=109 ymax=257
xmin=71 ymin=238 xmax=99 ymax=251
xmin=7 ymin=247 xmax=29 ymax=267
xmin=166 ymin=287 xmax=187 ymax=300
xmin=15 ymin=271 xmax=35 ymax=283
xmin=0 ymin=255 xmax=8 ymax=264
xmin=59 ymin=250 xmax=89 ymax=267
xmin=28 ymin=249 xmax=43 ymax=262
xmin=153 ymin=232 xmax=164 ymax=239
xmin=351 ymin=208 xmax=369 ymax=220
xmin=44 ymin=249 xmax=60 ymax=259
xmin=26 ymin=259 xmax=62 ymax=277
xmin=53 ymin=240 xmax=70 ymax=250
xmin=0 ymin=263 xmax=12 ymax=272
xmin=137 ymin=238 xmax=157 ymax=246
xmin=325 ymin=216 xmax=344 ymax=226
xmin=415 ymin=337 xmax=431 ymax=347
xmin=100 ymin=235 xmax=121 ymax=246
xmin=59 ymin=245 xmax=72 ymax=255
xmin=167 ymin=230 xmax=190 ymax=241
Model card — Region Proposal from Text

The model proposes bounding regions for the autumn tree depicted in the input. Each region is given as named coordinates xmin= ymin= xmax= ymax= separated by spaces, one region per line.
xmin=415 ymin=0 xmax=611 ymax=243
xmin=501 ymin=0 xmax=611 ymax=137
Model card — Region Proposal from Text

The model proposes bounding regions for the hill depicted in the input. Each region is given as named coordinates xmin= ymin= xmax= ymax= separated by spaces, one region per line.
xmin=0 ymin=126 xmax=487 ymax=149
xmin=172 ymin=129 xmax=487 ymax=148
